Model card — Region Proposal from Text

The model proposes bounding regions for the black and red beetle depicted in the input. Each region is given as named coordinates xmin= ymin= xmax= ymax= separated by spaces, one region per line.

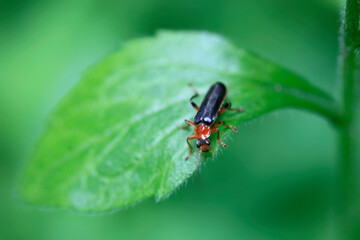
xmin=180 ymin=82 xmax=244 ymax=161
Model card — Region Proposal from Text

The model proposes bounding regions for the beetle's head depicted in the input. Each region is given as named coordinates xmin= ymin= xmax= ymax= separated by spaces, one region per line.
xmin=197 ymin=138 xmax=210 ymax=152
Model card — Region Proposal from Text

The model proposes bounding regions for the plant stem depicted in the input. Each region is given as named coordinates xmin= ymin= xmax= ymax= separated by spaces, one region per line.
xmin=339 ymin=0 xmax=360 ymax=237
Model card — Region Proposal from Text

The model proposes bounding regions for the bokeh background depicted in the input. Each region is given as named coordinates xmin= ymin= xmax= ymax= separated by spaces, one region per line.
xmin=0 ymin=0 xmax=343 ymax=239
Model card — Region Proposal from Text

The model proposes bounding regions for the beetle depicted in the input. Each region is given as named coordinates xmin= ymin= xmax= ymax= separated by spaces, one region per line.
xmin=180 ymin=82 xmax=244 ymax=161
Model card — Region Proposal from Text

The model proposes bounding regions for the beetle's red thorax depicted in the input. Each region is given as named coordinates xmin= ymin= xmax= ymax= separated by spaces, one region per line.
xmin=194 ymin=123 xmax=211 ymax=139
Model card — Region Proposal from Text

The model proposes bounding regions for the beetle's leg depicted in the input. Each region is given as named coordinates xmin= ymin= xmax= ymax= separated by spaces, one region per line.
xmin=188 ymin=83 xmax=200 ymax=111
xmin=185 ymin=135 xmax=197 ymax=160
xmin=211 ymin=128 xmax=227 ymax=148
xmin=218 ymin=102 xmax=230 ymax=115
xmin=179 ymin=119 xmax=196 ymax=129
xmin=218 ymin=101 xmax=245 ymax=115
xmin=212 ymin=120 xmax=238 ymax=133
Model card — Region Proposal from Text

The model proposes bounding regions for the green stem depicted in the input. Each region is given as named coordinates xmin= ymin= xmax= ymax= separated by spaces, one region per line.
xmin=339 ymin=0 xmax=360 ymax=237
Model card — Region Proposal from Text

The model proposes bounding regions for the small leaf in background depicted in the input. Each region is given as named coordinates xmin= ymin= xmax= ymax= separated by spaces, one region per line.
xmin=18 ymin=31 xmax=339 ymax=212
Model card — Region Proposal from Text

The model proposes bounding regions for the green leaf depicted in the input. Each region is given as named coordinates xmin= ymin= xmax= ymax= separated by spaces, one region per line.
xmin=18 ymin=31 xmax=340 ymax=212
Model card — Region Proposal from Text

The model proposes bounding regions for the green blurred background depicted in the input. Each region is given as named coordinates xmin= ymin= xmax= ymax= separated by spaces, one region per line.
xmin=0 ymin=0 xmax=344 ymax=239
